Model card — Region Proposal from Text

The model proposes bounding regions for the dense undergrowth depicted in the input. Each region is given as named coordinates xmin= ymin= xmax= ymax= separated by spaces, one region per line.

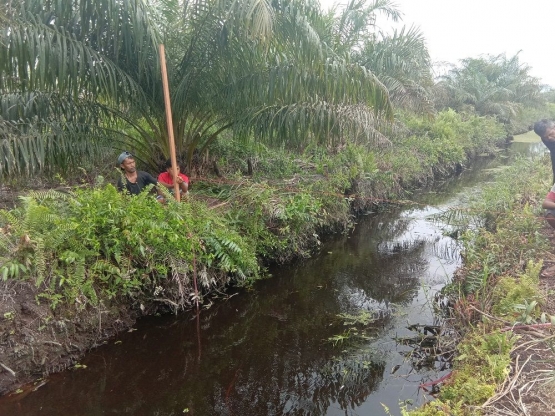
xmin=403 ymin=157 xmax=554 ymax=415
xmin=1 ymin=184 xmax=260 ymax=311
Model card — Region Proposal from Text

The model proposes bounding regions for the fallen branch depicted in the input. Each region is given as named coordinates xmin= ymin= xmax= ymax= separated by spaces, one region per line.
xmin=42 ymin=340 xmax=62 ymax=347
xmin=0 ymin=362 xmax=16 ymax=377
xmin=469 ymin=305 xmax=511 ymax=325
xmin=209 ymin=201 xmax=229 ymax=210
xmin=419 ymin=371 xmax=452 ymax=390
xmin=500 ymin=323 xmax=553 ymax=332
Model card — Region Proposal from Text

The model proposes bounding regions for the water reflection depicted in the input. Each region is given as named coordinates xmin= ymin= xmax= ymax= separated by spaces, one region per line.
xmin=0 ymin=146 xmax=537 ymax=416
xmin=510 ymin=141 xmax=545 ymax=157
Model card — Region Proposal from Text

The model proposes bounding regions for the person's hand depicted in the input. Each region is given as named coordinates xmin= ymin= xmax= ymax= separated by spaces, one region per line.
xmin=176 ymin=176 xmax=183 ymax=184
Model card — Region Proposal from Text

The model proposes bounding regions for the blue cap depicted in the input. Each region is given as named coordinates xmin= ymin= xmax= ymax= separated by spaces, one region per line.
xmin=117 ymin=151 xmax=133 ymax=164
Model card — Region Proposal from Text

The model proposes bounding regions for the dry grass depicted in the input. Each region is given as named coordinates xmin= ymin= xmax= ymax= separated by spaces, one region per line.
xmin=481 ymin=264 xmax=555 ymax=416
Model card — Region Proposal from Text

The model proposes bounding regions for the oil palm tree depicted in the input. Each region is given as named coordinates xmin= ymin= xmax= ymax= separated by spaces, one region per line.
xmin=1 ymin=0 xmax=394 ymax=176
xmin=323 ymin=0 xmax=401 ymax=56
xmin=313 ymin=1 xmax=434 ymax=117
xmin=435 ymin=54 xmax=542 ymax=124
xmin=0 ymin=0 xmax=162 ymax=174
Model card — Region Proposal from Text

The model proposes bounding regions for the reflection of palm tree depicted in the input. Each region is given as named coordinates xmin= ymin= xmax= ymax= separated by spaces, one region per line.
xmin=321 ymin=214 xmax=428 ymax=307
xmin=185 ymin=283 xmax=390 ymax=415
xmin=288 ymin=354 xmax=386 ymax=415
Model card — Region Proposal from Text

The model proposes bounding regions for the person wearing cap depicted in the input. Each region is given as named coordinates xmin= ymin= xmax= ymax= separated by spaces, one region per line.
xmin=116 ymin=151 xmax=162 ymax=199
xmin=157 ymin=159 xmax=189 ymax=197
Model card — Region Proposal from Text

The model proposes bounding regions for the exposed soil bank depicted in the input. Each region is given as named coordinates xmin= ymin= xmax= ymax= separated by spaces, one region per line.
xmin=0 ymin=280 xmax=138 ymax=396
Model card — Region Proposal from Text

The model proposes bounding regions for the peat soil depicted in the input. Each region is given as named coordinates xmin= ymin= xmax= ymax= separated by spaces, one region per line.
xmin=0 ymin=280 xmax=139 ymax=397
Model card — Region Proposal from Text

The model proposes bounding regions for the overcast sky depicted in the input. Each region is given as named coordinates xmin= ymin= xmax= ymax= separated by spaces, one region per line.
xmin=322 ymin=0 xmax=555 ymax=87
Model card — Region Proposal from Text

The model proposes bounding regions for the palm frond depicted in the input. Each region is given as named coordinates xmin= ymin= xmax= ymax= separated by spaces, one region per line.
xmin=0 ymin=92 xmax=123 ymax=175
xmin=1 ymin=3 xmax=158 ymax=103
xmin=358 ymin=26 xmax=434 ymax=114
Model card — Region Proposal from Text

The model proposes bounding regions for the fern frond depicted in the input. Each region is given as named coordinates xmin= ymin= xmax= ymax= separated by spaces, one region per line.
xmin=29 ymin=212 xmax=58 ymax=232
xmin=45 ymin=221 xmax=77 ymax=250
xmin=27 ymin=189 xmax=75 ymax=201
xmin=204 ymin=235 xmax=247 ymax=277
xmin=34 ymin=237 xmax=47 ymax=287
xmin=74 ymin=256 xmax=86 ymax=283
xmin=0 ymin=233 xmax=16 ymax=255
xmin=91 ymin=259 xmax=122 ymax=278
xmin=0 ymin=209 xmax=22 ymax=229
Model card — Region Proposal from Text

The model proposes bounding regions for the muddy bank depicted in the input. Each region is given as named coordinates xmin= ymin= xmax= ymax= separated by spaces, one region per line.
xmin=0 ymin=280 xmax=137 ymax=396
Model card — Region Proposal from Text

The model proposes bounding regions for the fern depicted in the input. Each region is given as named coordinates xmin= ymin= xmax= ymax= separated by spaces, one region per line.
xmin=203 ymin=234 xmax=246 ymax=277
xmin=46 ymin=221 xmax=78 ymax=249
xmin=91 ymin=259 xmax=122 ymax=277
xmin=221 ymin=238 xmax=241 ymax=254
xmin=75 ymin=256 xmax=86 ymax=283
xmin=0 ymin=193 xmax=71 ymax=288
xmin=25 ymin=205 xmax=55 ymax=232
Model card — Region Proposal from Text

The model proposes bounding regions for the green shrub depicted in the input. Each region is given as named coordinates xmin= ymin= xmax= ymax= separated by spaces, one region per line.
xmin=226 ymin=182 xmax=326 ymax=262
xmin=492 ymin=261 xmax=541 ymax=317
xmin=440 ymin=331 xmax=513 ymax=407
xmin=402 ymin=400 xmax=463 ymax=416
xmin=0 ymin=185 xmax=260 ymax=310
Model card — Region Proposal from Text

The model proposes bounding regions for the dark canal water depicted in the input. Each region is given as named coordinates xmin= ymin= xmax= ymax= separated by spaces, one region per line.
xmin=0 ymin=141 xmax=544 ymax=416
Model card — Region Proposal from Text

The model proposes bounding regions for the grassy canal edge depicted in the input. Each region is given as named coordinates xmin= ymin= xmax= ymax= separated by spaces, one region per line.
xmin=402 ymin=136 xmax=555 ymax=416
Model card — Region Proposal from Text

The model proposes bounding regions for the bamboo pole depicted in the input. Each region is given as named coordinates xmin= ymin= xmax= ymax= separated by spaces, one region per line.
xmin=159 ymin=44 xmax=180 ymax=201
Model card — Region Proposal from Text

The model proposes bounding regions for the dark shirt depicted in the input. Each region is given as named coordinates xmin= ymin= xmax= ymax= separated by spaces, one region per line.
xmin=117 ymin=171 xmax=158 ymax=195
xmin=541 ymin=138 xmax=555 ymax=184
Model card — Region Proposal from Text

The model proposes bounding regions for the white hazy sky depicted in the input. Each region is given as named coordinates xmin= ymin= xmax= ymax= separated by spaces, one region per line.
xmin=322 ymin=0 xmax=555 ymax=87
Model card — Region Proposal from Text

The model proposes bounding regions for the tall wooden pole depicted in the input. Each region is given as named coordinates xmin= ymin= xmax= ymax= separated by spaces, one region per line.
xmin=159 ymin=44 xmax=180 ymax=201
